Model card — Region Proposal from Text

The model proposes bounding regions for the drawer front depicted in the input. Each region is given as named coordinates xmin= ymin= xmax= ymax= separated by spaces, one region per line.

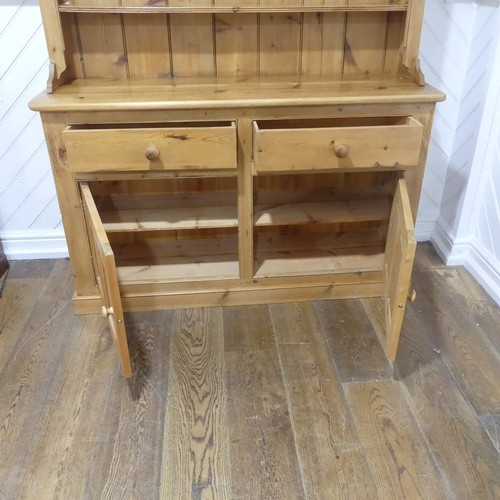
xmin=64 ymin=122 xmax=237 ymax=172
xmin=253 ymin=117 xmax=424 ymax=172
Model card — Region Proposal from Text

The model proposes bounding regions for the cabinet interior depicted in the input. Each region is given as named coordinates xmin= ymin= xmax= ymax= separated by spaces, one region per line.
xmin=85 ymin=170 xmax=399 ymax=284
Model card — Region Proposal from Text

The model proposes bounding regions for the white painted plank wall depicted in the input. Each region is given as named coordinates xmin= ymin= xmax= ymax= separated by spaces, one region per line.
xmin=442 ymin=21 xmax=500 ymax=306
xmin=0 ymin=0 xmax=67 ymax=259
xmin=417 ymin=0 xmax=500 ymax=241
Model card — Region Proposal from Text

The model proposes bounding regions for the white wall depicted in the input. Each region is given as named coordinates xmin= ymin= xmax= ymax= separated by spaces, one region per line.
xmin=434 ymin=14 xmax=500 ymax=305
xmin=417 ymin=0 xmax=500 ymax=241
xmin=0 ymin=0 xmax=67 ymax=259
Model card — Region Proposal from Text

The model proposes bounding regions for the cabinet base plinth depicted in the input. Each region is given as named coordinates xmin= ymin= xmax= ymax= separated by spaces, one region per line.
xmin=72 ymin=281 xmax=383 ymax=315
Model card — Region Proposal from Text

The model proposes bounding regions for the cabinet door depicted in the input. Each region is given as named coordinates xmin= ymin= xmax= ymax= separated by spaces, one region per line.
xmin=383 ymin=178 xmax=416 ymax=360
xmin=81 ymin=182 xmax=132 ymax=378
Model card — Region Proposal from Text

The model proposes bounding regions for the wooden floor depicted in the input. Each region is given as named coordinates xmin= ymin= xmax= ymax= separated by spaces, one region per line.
xmin=1 ymin=244 xmax=499 ymax=499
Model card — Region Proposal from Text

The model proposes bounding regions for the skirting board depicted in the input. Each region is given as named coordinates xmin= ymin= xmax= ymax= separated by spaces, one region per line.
xmin=430 ymin=217 xmax=469 ymax=266
xmin=465 ymin=243 xmax=500 ymax=307
xmin=431 ymin=220 xmax=500 ymax=307
xmin=0 ymin=230 xmax=69 ymax=260
xmin=415 ymin=213 xmax=438 ymax=242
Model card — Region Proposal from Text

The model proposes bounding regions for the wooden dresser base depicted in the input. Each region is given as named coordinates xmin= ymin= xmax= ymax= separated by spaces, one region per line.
xmin=32 ymin=0 xmax=444 ymax=378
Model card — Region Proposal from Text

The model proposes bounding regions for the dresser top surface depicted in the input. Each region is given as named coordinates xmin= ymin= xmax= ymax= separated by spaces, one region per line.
xmin=30 ymin=74 xmax=445 ymax=113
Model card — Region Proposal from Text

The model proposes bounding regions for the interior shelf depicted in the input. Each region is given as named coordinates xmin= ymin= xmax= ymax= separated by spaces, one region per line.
xmin=253 ymin=227 xmax=385 ymax=278
xmin=112 ymin=231 xmax=240 ymax=284
xmin=101 ymin=205 xmax=238 ymax=232
xmin=92 ymin=183 xmax=237 ymax=232
xmin=117 ymin=259 xmax=240 ymax=284
xmin=254 ymin=198 xmax=391 ymax=227
xmin=97 ymin=188 xmax=390 ymax=232
xmin=111 ymin=231 xmax=236 ymax=261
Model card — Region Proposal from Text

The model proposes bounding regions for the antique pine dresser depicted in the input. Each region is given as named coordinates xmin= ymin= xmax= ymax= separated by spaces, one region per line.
xmin=31 ymin=0 xmax=445 ymax=377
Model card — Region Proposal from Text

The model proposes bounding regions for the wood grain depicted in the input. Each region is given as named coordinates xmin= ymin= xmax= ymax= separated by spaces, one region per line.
xmin=60 ymin=1 xmax=410 ymax=12
xmin=169 ymin=14 xmax=215 ymax=77
xmin=480 ymin=415 xmax=500 ymax=454
xmin=0 ymin=278 xmax=45 ymax=373
xmin=31 ymin=78 xmax=445 ymax=112
xmin=1 ymin=254 xmax=500 ymax=498
xmin=123 ymin=13 xmax=171 ymax=78
xmin=410 ymin=269 xmax=500 ymax=416
xmin=236 ymin=118 xmax=254 ymax=280
xmin=301 ymin=12 xmax=345 ymax=75
xmin=254 ymin=199 xmax=391 ymax=226
xmin=0 ymin=260 xmax=71 ymax=377
xmin=215 ymin=13 xmax=258 ymax=77
xmin=77 ymin=13 xmax=128 ymax=78
xmin=253 ymin=117 xmax=424 ymax=171
xmin=85 ymin=314 xmax=174 ymax=498
xmin=16 ymin=314 xmax=106 ymax=499
xmin=314 ymin=299 xmax=392 ymax=382
xmin=7 ymin=258 xmax=55 ymax=279
xmin=226 ymin=349 xmax=305 ymax=499
xmin=395 ymin=303 xmax=500 ymax=498
xmin=270 ymin=302 xmax=378 ymax=498
xmin=426 ymin=266 xmax=500 ymax=352
xmin=345 ymin=380 xmax=443 ymax=499
xmin=259 ymin=12 xmax=302 ymax=76
xmin=63 ymin=122 xmax=237 ymax=172
xmin=413 ymin=242 xmax=446 ymax=271
xmin=223 ymin=304 xmax=275 ymax=352
xmin=383 ymin=177 xmax=416 ymax=360
xmin=343 ymin=12 xmax=387 ymax=74
xmin=160 ymin=308 xmax=230 ymax=499
xmin=0 ymin=279 xmax=86 ymax=494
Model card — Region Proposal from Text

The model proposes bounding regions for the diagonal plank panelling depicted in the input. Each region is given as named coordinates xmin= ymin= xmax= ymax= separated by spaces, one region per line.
xmin=419 ymin=0 xmax=500 ymax=242
xmin=466 ymin=37 xmax=500 ymax=305
xmin=0 ymin=1 xmax=65 ymax=259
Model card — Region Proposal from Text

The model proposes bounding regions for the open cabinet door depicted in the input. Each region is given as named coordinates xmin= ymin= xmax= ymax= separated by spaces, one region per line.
xmin=81 ymin=182 xmax=132 ymax=378
xmin=383 ymin=178 xmax=417 ymax=360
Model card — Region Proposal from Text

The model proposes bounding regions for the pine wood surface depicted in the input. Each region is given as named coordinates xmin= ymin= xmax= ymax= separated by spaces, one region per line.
xmin=43 ymin=0 xmax=429 ymax=93
xmin=29 ymin=75 xmax=445 ymax=112
xmin=59 ymin=3 xmax=409 ymax=13
xmin=253 ymin=116 xmax=424 ymax=171
xmin=2 ymin=244 xmax=500 ymax=499
xmin=63 ymin=122 xmax=238 ymax=171
xmin=35 ymin=0 xmax=443 ymax=389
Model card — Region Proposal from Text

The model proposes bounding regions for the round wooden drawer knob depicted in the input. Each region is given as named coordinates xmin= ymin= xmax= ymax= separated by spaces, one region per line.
xmin=334 ymin=143 xmax=349 ymax=158
xmin=102 ymin=306 xmax=114 ymax=318
xmin=145 ymin=144 xmax=161 ymax=161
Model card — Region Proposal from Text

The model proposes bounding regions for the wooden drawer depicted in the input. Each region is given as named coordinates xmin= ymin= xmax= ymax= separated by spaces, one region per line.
xmin=63 ymin=122 xmax=237 ymax=172
xmin=253 ymin=117 xmax=424 ymax=172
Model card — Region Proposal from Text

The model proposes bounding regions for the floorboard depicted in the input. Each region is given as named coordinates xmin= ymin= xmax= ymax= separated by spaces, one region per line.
xmin=315 ymin=299 xmax=393 ymax=383
xmin=160 ymin=308 xmax=230 ymax=500
xmin=345 ymin=379 xmax=443 ymax=499
xmin=270 ymin=302 xmax=377 ymax=498
xmin=1 ymin=244 xmax=499 ymax=499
